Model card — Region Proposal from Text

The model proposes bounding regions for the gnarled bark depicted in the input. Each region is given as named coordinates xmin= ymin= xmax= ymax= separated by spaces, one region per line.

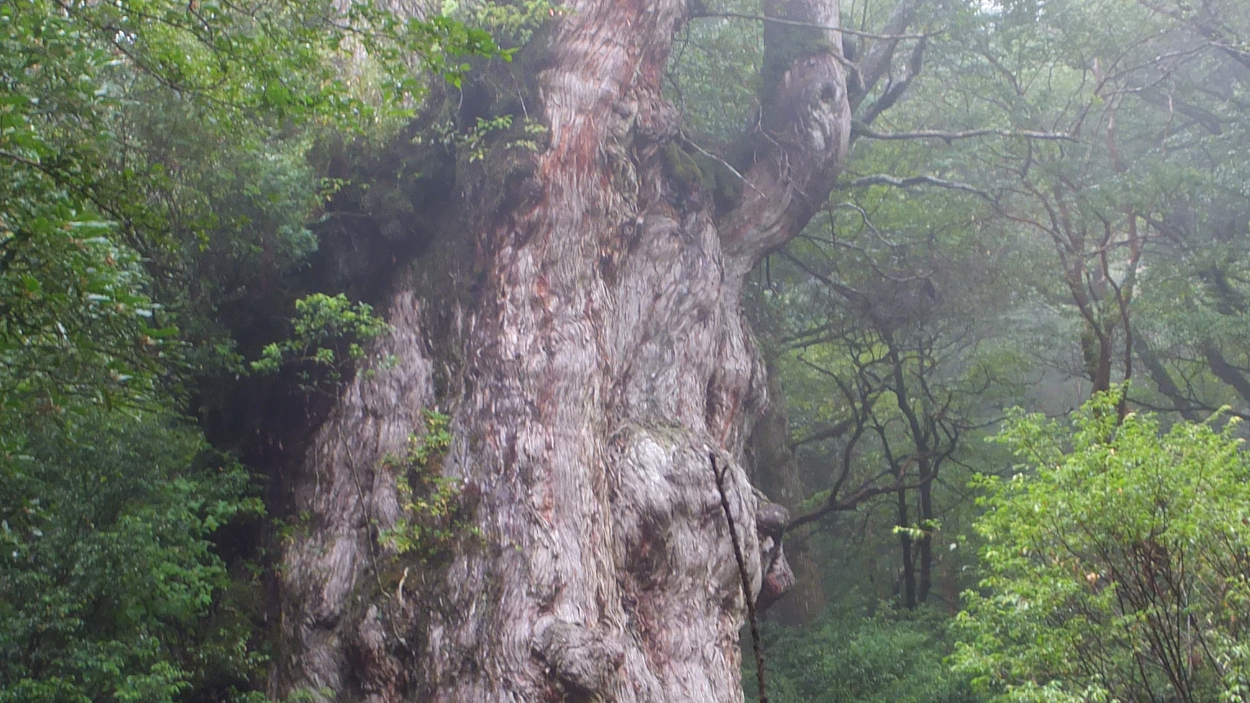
xmin=275 ymin=0 xmax=851 ymax=700
xmin=747 ymin=365 xmax=827 ymax=627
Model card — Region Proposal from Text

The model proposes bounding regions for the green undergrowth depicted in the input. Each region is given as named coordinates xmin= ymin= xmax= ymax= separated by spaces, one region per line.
xmin=378 ymin=410 xmax=477 ymax=561
xmin=745 ymin=605 xmax=981 ymax=703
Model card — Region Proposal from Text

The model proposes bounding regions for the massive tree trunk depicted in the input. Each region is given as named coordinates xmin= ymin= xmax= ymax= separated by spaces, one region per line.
xmin=274 ymin=0 xmax=851 ymax=700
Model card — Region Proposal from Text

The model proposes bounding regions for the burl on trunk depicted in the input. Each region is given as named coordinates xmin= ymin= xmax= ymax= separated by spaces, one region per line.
xmin=275 ymin=0 xmax=850 ymax=700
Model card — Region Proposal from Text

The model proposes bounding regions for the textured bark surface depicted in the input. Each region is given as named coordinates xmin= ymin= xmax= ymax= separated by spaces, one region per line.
xmin=271 ymin=287 xmax=436 ymax=700
xmin=747 ymin=369 xmax=827 ymax=627
xmin=276 ymin=0 xmax=851 ymax=700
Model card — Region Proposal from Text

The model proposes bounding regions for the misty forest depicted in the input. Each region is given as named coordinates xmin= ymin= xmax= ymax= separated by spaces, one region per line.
xmin=5 ymin=0 xmax=1250 ymax=700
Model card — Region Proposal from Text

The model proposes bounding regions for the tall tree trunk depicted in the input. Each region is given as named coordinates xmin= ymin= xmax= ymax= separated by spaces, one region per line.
xmin=896 ymin=487 xmax=917 ymax=609
xmin=916 ymin=479 xmax=933 ymax=605
xmin=274 ymin=0 xmax=851 ymax=700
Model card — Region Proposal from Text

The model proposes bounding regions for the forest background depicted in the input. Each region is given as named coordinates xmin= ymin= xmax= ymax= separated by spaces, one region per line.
xmin=2 ymin=0 xmax=1249 ymax=700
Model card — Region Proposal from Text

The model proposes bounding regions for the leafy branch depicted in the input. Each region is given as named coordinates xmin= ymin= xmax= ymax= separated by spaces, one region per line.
xmin=250 ymin=293 xmax=391 ymax=394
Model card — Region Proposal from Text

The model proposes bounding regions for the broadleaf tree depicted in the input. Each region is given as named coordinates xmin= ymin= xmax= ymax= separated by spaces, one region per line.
xmin=955 ymin=390 xmax=1250 ymax=703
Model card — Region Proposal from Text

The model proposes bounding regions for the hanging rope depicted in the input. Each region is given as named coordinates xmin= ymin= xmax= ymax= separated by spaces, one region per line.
xmin=710 ymin=453 xmax=770 ymax=703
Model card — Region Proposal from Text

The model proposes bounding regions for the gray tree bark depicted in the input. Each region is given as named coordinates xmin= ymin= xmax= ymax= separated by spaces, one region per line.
xmin=274 ymin=0 xmax=851 ymax=700
xmin=747 ymin=365 xmax=827 ymax=627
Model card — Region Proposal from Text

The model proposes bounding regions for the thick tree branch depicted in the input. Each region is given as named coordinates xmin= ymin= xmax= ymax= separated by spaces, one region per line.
xmin=856 ymin=37 xmax=925 ymax=124
xmin=791 ymin=419 xmax=853 ymax=448
xmin=1202 ymin=342 xmax=1250 ymax=407
xmin=851 ymin=0 xmax=926 ymax=110
xmin=785 ymin=475 xmax=930 ymax=533
xmin=1135 ymin=90 xmax=1224 ymax=135
xmin=719 ymin=0 xmax=851 ymax=276
xmin=1135 ymin=335 xmax=1202 ymax=421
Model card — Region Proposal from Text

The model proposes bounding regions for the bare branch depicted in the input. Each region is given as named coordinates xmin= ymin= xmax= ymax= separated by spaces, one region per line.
xmin=693 ymin=11 xmax=932 ymax=40
xmin=852 ymin=123 xmax=1075 ymax=142
xmin=791 ymin=419 xmax=854 ymax=448
xmin=842 ymin=173 xmax=993 ymax=199
xmin=786 ymin=476 xmax=930 ymax=533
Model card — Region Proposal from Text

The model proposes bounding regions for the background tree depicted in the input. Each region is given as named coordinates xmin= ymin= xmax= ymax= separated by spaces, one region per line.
xmin=0 ymin=412 xmax=263 ymax=703
xmin=0 ymin=0 xmax=498 ymax=700
xmin=954 ymin=390 xmax=1250 ymax=703
xmin=726 ymin=0 xmax=1250 ymax=697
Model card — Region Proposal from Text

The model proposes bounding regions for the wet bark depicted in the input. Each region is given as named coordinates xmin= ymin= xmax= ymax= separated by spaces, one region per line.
xmin=895 ymin=486 xmax=916 ymax=609
xmin=747 ymin=366 xmax=827 ymax=627
xmin=274 ymin=0 xmax=851 ymax=700
xmin=916 ymin=480 xmax=933 ymax=605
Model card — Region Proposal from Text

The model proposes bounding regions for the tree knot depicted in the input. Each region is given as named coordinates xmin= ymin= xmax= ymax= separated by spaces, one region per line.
xmin=532 ymin=619 xmax=625 ymax=696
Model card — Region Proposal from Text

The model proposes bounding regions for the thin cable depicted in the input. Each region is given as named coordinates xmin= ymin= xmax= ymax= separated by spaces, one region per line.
xmin=711 ymin=453 xmax=769 ymax=703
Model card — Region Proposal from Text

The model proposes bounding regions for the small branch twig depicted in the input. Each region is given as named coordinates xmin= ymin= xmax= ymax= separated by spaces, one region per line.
xmin=678 ymin=131 xmax=763 ymax=197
